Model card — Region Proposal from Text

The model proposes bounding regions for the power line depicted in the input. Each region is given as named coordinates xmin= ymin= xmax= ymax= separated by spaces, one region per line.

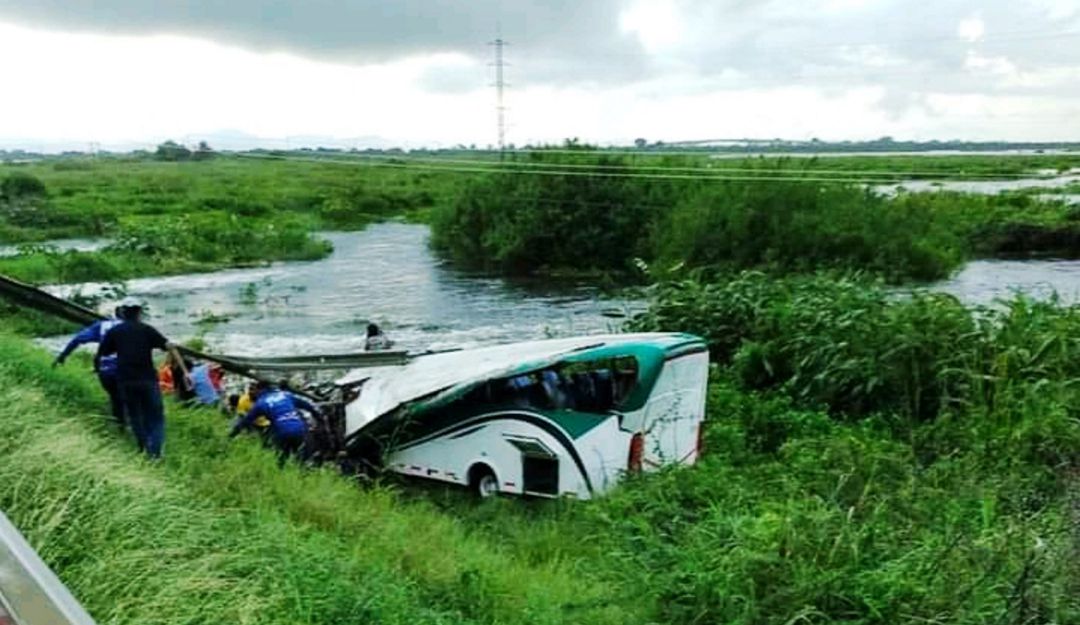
xmin=240 ymin=150 xmax=1080 ymax=180
xmin=234 ymin=152 xmax=1078 ymax=185
xmin=458 ymin=143 xmax=1080 ymax=158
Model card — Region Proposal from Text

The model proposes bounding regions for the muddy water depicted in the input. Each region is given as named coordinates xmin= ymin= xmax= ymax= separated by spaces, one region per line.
xmin=47 ymin=224 xmax=641 ymax=356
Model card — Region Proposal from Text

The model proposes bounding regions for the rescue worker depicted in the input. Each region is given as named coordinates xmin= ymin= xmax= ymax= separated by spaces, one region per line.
xmin=229 ymin=381 xmax=318 ymax=467
xmin=233 ymin=383 xmax=270 ymax=438
xmin=54 ymin=308 xmax=125 ymax=427
xmin=364 ymin=323 xmax=393 ymax=351
xmin=189 ymin=362 xmax=223 ymax=406
xmin=97 ymin=297 xmax=190 ymax=459
xmin=164 ymin=352 xmax=197 ymax=404
xmin=157 ymin=360 xmax=174 ymax=394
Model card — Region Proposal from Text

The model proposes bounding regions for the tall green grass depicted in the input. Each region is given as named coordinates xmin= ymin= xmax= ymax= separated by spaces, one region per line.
xmin=0 ymin=156 xmax=462 ymax=285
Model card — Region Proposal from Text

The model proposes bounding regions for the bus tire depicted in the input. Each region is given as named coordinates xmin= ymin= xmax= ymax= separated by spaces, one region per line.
xmin=468 ymin=464 xmax=499 ymax=499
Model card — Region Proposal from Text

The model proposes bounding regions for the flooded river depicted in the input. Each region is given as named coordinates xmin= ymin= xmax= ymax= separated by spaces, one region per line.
xmin=47 ymin=223 xmax=640 ymax=356
xmin=0 ymin=237 xmax=107 ymax=257
xmin=874 ymin=168 xmax=1080 ymax=196
xmin=929 ymin=259 xmax=1080 ymax=307
xmin=38 ymin=223 xmax=1080 ymax=358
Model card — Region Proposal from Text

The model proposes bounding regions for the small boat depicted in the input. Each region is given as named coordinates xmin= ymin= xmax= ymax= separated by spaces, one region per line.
xmin=326 ymin=333 xmax=710 ymax=499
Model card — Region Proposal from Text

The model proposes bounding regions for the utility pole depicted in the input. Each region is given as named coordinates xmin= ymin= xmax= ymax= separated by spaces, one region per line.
xmin=488 ymin=30 xmax=509 ymax=157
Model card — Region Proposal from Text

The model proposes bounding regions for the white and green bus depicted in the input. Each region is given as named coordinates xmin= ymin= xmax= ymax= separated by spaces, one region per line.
xmin=331 ymin=333 xmax=710 ymax=499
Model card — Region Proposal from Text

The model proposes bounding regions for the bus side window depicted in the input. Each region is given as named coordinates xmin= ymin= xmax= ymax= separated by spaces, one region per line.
xmin=571 ymin=372 xmax=596 ymax=411
xmin=590 ymin=369 xmax=614 ymax=410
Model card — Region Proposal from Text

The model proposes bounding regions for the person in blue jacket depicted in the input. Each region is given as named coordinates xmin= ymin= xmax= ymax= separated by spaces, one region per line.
xmin=229 ymin=381 xmax=318 ymax=467
xmin=54 ymin=310 xmax=125 ymax=427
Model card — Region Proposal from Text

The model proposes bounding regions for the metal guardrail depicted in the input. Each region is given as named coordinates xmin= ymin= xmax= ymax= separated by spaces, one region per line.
xmin=0 ymin=272 xmax=415 ymax=401
xmin=0 ymin=511 xmax=97 ymax=625
xmin=224 ymin=350 xmax=410 ymax=371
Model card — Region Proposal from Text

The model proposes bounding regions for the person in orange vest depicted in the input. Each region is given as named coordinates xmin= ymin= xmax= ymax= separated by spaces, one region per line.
xmin=158 ymin=360 xmax=174 ymax=393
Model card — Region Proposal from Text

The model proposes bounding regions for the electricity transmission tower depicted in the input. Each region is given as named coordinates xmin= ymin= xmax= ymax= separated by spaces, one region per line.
xmin=489 ymin=33 xmax=509 ymax=154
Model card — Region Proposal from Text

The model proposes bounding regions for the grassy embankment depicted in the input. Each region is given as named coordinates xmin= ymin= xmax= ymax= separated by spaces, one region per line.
xmin=0 ymin=155 xmax=462 ymax=284
xmin=4 ymin=271 xmax=1080 ymax=623
xmin=430 ymin=151 xmax=1080 ymax=282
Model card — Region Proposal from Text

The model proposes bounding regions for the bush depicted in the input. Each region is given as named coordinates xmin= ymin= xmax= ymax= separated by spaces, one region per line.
xmin=430 ymin=153 xmax=662 ymax=274
xmin=154 ymin=140 xmax=192 ymax=161
xmin=1 ymin=172 xmax=50 ymax=228
xmin=630 ymin=273 xmax=1080 ymax=423
xmin=1 ymin=172 xmax=47 ymax=200
xmin=658 ymin=182 xmax=965 ymax=281
xmin=110 ymin=212 xmax=332 ymax=266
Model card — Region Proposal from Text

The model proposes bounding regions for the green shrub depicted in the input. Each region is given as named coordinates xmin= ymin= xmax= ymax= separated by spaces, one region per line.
xmin=430 ymin=154 xmax=662 ymax=274
xmin=630 ymin=273 xmax=1080 ymax=423
xmin=658 ymin=182 xmax=965 ymax=281
xmin=1 ymin=172 xmax=47 ymax=200
xmin=110 ymin=212 xmax=332 ymax=266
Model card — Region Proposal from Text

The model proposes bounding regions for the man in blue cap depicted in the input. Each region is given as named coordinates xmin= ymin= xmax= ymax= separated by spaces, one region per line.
xmin=54 ymin=306 xmax=125 ymax=427
xmin=97 ymin=297 xmax=190 ymax=459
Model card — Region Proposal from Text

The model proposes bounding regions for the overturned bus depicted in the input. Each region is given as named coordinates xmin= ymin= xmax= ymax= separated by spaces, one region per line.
xmin=313 ymin=333 xmax=709 ymax=499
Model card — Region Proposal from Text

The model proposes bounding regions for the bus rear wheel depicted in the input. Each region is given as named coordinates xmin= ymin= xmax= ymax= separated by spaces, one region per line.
xmin=469 ymin=465 xmax=499 ymax=499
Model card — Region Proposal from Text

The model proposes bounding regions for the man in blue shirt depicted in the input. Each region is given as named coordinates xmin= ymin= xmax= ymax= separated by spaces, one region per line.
xmin=54 ymin=310 xmax=125 ymax=427
xmin=230 ymin=381 xmax=318 ymax=467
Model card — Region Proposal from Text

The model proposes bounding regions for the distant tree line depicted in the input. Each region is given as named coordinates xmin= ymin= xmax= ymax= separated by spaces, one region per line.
xmin=154 ymin=140 xmax=215 ymax=162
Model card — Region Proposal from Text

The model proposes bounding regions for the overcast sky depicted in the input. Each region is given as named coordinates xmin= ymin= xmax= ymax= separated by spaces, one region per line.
xmin=1 ymin=0 xmax=1079 ymax=150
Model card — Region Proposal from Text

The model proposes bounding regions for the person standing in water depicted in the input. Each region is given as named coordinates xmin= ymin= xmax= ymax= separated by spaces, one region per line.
xmin=364 ymin=323 xmax=394 ymax=351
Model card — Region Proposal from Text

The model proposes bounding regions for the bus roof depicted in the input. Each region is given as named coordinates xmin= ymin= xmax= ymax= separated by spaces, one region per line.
xmin=339 ymin=333 xmax=705 ymax=436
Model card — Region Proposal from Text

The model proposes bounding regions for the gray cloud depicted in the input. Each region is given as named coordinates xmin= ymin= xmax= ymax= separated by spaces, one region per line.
xmin=0 ymin=0 xmax=651 ymax=84
xmin=1 ymin=0 xmax=1078 ymax=100
xmin=671 ymin=0 xmax=1080 ymax=96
